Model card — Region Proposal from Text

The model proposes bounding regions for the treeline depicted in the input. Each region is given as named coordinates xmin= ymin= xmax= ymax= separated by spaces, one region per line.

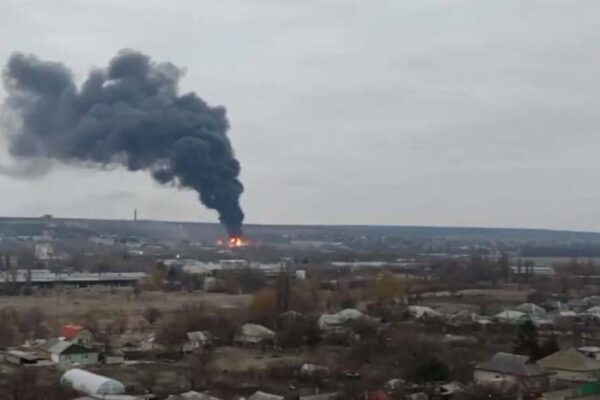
xmin=521 ymin=244 xmax=600 ymax=257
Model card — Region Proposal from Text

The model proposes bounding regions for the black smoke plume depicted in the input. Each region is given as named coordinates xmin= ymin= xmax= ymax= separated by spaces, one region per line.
xmin=2 ymin=50 xmax=244 ymax=235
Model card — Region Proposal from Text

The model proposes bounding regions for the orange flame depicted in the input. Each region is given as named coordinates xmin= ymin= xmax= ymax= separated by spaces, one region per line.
xmin=228 ymin=236 xmax=246 ymax=247
xmin=215 ymin=236 xmax=249 ymax=247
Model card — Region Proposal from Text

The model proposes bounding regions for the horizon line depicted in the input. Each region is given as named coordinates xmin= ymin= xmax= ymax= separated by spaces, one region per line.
xmin=0 ymin=214 xmax=598 ymax=235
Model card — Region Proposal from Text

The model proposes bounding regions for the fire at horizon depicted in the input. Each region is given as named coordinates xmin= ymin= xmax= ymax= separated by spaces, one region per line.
xmin=215 ymin=236 xmax=248 ymax=248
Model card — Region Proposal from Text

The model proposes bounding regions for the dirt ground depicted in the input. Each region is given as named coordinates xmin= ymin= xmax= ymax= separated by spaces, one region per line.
xmin=210 ymin=347 xmax=305 ymax=372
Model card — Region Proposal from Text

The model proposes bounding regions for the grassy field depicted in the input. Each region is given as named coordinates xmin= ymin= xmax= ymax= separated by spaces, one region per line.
xmin=0 ymin=288 xmax=252 ymax=327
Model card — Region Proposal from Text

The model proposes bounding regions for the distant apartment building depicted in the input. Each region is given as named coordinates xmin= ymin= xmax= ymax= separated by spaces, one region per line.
xmin=34 ymin=243 xmax=54 ymax=260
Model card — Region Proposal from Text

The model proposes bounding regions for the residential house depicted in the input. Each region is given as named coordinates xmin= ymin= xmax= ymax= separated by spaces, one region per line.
xmin=61 ymin=324 xmax=95 ymax=347
xmin=514 ymin=303 xmax=547 ymax=318
xmin=185 ymin=331 xmax=213 ymax=351
xmin=318 ymin=308 xmax=371 ymax=331
xmin=234 ymin=324 xmax=275 ymax=346
xmin=474 ymin=352 xmax=554 ymax=394
xmin=538 ymin=348 xmax=600 ymax=382
xmin=140 ymin=333 xmax=164 ymax=351
xmin=494 ymin=310 xmax=531 ymax=324
xmin=45 ymin=339 xmax=98 ymax=365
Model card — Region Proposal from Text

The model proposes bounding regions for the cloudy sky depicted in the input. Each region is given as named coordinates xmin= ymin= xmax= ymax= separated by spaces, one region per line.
xmin=1 ymin=0 xmax=600 ymax=231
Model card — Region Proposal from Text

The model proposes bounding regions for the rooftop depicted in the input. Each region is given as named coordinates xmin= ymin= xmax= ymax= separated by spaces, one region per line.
xmin=538 ymin=348 xmax=600 ymax=372
xmin=476 ymin=352 xmax=552 ymax=377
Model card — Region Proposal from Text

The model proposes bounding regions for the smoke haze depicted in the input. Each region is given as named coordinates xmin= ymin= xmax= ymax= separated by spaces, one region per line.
xmin=1 ymin=50 xmax=244 ymax=235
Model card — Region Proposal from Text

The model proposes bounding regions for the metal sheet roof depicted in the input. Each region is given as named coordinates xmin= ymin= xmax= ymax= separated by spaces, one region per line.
xmin=61 ymin=368 xmax=125 ymax=395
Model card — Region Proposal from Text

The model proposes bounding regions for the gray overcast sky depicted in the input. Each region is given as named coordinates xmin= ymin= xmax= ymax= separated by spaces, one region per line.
xmin=1 ymin=0 xmax=600 ymax=231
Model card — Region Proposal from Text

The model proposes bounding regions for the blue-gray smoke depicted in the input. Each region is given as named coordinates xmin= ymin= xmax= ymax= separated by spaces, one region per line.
xmin=2 ymin=50 xmax=244 ymax=236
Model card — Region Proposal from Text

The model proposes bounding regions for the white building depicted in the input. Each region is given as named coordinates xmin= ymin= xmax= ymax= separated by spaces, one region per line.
xmin=34 ymin=243 xmax=54 ymax=260
xmin=46 ymin=340 xmax=98 ymax=366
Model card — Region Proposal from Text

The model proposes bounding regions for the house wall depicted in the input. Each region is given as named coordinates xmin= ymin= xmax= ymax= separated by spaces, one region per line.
xmin=51 ymin=352 xmax=98 ymax=365
xmin=474 ymin=370 xmax=552 ymax=392
xmin=104 ymin=355 xmax=124 ymax=365
xmin=552 ymin=369 xmax=600 ymax=382
xmin=474 ymin=370 xmax=519 ymax=387
xmin=73 ymin=330 xmax=95 ymax=347
xmin=235 ymin=335 xmax=268 ymax=345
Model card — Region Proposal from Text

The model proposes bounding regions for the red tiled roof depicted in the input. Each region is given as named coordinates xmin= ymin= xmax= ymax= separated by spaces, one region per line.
xmin=61 ymin=324 xmax=84 ymax=339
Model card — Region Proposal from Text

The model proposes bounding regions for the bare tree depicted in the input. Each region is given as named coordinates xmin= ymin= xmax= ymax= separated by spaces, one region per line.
xmin=186 ymin=349 xmax=215 ymax=390
xmin=135 ymin=367 xmax=159 ymax=394
xmin=143 ymin=306 xmax=162 ymax=325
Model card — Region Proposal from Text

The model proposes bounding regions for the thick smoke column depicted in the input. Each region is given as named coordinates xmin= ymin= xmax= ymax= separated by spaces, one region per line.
xmin=2 ymin=50 xmax=244 ymax=235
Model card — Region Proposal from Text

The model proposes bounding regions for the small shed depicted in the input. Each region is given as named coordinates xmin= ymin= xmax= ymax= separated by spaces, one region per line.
xmin=61 ymin=368 xmax=125 ymax=396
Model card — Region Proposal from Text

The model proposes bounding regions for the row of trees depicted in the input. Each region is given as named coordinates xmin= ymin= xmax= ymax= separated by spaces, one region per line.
xmin=0 ymin=307 xmax=49 ymax=347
